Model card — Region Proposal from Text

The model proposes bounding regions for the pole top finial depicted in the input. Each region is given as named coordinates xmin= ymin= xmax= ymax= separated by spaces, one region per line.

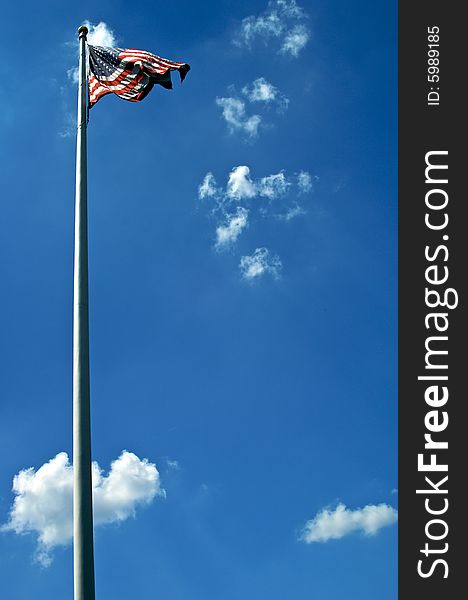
xmin=77 ymin=25 xmax=88 ymax=38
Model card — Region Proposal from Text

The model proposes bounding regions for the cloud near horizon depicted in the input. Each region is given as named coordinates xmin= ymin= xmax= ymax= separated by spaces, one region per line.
xmin=300 ymin=502 xmax=398 ymax=543
xmin=2 ymin=451 xmax=163 ymax=566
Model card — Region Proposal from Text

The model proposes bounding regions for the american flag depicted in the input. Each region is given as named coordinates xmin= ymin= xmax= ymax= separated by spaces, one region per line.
xmin=88 ymin=45 xmax=190 ymax=108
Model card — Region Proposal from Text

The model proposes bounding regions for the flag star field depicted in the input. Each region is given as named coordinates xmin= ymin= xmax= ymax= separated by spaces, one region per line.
xmin=0 ymin=1 xmax=397 ymax=599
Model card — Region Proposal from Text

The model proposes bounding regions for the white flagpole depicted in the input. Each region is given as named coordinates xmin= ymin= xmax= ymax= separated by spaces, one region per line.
xmin=73 ymin=24 xmax=95 ymax=600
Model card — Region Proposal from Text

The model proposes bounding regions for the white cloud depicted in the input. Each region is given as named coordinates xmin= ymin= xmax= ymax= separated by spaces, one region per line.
xmin=224 ymin=166 xmax=293 ymax=201
xmin=300 ymin=503 xmax=398 ymax=544
xmin=276 ymin=0 xmax=306 ymax=18
xmin=226 ymin=166 xmax=257 ymax=200
xmin=242 ymin=78 xmax=289 ymax=111
xmin=278 ymin=204 xmax=306 ymax=221
xmin=297 ymin=170 xmax=313 ymax=193
xmin=198 ymin=172 xmax=220 ymax=200
xmin=236 ymin=0 xmax=309 ymax=57
xmin=217 ymin=78 xmax=288 ymax=138
xmin=2 ymin=451 xmax=163 ymax=566
xmin=215 ymin=207 xmax=249 ymax=250
xmin=85 ymin=21 xmax=117 ymax=47
xmin=216 ymin=97 xmax=261 ymax=138
xmin=280 ymin=24 xmax=309 ymax=57
xmin=197 ymin=166 xmax=315 ymax=257
xmin=199 ymin=165 xmax=315 ymax=210
xmin=240 ymin=248 xmax=282 ymax=281
xmin=258 ymin=172 xmax=291 ymax=198
xmin=243 ymin=78 xmax=276 ymax=103
xmin=240 ymin=12 xmax=283 ymax=45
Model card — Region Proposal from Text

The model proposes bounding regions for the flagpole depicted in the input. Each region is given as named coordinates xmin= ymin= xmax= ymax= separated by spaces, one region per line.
xmin=73 ymin=24 xmax=95 ymax=600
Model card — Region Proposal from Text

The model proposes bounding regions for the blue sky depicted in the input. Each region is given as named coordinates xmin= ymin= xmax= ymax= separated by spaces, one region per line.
xmin=0 ymin=1 xmax=397 ymax=598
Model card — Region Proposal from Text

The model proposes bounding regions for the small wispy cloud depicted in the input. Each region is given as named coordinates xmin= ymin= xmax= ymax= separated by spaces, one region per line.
xmin=215 ymin=207 xmax=249 ymax=250
xmin=67 ymin=67 xmax=80 ymax=85
xmin=198 ymin=172 xmax=221 ymax=200
xmin=58 ymin=112 xmax=76 ymax=138
xmin=197 ymin=163 xmax=314 ymax=260
xmin=299 ymin=502 xmax=398 ymax=544
xmin=85 ymin=21 xmax=117 ymax=47
xmin=2 ymin=451 xmax=163 ymax=567
xmin=258 ymin=172 xmax=291 ymax=198
xmin=216 ymin=78 xmax=288 ymax=139
xmin=200 ymin=165 xmax=312 ymax=206
xmin=242 ymin=78 xmax=289 ymax=112
xmin=240 ymin=247 xmax=282 ymax=281
xmin=280 ymin=24 xmax=309 ymax=57
xmin=216 ymin=97 xmax=262 ymax=138
xmin=297 ymin=170 xmax=315 ymax=194
xmin=226 ymin=165 xmax=258 ymax=200
xmin=277 ymin=204 xmax=306 ymax=221
xmin=236 ymin=0 xmax=310 ymax=57
xmin=197 ymin=165 xmax=316 ymax=275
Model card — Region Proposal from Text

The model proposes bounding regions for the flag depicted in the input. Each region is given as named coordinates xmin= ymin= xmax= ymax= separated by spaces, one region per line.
xmin=88 ymin=45 xmax=190 ymax=108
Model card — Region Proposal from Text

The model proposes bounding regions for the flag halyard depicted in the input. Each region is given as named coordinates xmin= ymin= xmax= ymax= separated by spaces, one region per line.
xmin=88 ymin=45 xmax=190 ymax=108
